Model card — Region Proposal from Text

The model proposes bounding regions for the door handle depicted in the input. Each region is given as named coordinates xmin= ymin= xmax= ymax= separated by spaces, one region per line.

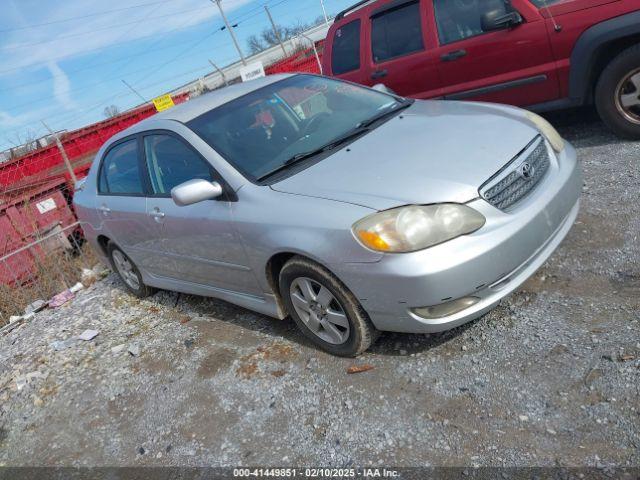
xmin=440 ymin=49 xmax=467 ymax=62
xmin=371 ymin=69 xmax=388 ymax=80
xmin=149 ymin=209 xmax=165 ymax=219
xmin=98 ymin=205 xmax=111 ymax=215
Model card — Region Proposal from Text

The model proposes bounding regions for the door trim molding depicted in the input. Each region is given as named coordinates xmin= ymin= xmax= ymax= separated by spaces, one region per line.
xmin=443 ymin=75 xmax=548 ymax=101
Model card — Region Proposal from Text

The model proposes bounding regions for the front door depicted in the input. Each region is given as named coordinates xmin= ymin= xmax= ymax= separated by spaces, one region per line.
xmin=141 ymin=132 xmax=260 ymax=295
xmin=432 ymin=0 xmax=560 ymax=106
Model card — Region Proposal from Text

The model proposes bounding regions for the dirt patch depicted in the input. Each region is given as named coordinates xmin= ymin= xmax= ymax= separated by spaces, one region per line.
xmin=197 ymin=348 xmax=236 ymax=379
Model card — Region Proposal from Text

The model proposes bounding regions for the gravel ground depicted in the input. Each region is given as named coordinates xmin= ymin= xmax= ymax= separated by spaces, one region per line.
xmin=0 ymin=110 xmax=638 ymax=468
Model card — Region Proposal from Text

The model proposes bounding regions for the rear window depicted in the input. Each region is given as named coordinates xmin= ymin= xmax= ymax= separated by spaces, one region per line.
xmin=98 ymin=139 xmax=144 ymax=195
xmin=528 ymin=0 xmax=563 ymax=5
xmin=331 ymin=19 xmax=361 ymax=75
xmin=371 ymin=1 xmax=424 ymax=63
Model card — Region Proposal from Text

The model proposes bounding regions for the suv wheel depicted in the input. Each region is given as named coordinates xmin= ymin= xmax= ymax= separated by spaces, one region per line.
xmin=107 ymin=242 xmax=155 ymax=298
xmin=279 ymin=256 xmax=378 ymax=357
xmin=595 ymin=44 xmax=640 ymax=139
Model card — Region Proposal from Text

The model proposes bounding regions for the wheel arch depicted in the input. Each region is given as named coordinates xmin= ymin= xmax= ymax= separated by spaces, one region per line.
xmin=265 ymin=251 xmax=338 ymax=317
xmin=569 ymin=10 xmax=640 ymax=104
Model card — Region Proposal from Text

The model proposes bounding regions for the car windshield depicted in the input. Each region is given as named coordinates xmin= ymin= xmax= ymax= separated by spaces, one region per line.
xmin=186 ymin=75 xmax=408 ymax=182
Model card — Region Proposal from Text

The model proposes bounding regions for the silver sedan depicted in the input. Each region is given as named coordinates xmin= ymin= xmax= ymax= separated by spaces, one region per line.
xmin=74 ymin=74 xmax=581 ymax=356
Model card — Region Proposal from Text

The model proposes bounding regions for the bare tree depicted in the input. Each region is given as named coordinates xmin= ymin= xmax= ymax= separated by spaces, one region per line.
xmin=246 ymin=15 xmax=329 ymax=55
xmin=103 ymin=105 xmax=120 ymax=118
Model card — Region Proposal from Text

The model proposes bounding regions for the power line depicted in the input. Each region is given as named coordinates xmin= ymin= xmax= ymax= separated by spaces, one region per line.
xmin=0 ymin=5 xmax=213 ymax=52
xmin=0 ymin=0 xmax=176 ymax=33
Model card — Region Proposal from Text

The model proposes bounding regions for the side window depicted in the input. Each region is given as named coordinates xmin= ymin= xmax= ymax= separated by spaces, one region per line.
xmin=433 ymin=0 xmax=513 ymax=45
xmin=371 ymin=1 xmax=424 ymax=63
xmin=143 ymin=134 xmax=213 ymax=195
xmin=98 ymin=139 xmax=143 ymax=195
xmin=331 ymin=20 xmax=361 ymax=75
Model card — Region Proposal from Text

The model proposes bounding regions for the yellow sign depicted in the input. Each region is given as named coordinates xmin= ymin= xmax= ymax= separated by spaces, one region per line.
xmin=152 ymin=94 xmax=175 ymax=112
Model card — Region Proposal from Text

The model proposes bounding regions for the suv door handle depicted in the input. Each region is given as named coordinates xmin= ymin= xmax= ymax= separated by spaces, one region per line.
xmin=441 ymin=49 xmax=467 ymax=62
xmin=98 ymin=205 xmax=111 ymax=215
xmin=371 ymin=69 xmax=388 ymax=79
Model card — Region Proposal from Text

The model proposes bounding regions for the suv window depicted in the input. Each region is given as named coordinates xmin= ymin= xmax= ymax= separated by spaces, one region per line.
xmin=371 ymin=1 xmax=424 ymax=63
xmin=433 ymin=0 xmax=513 ymax=45
xmin=331 ymin=19 xmax=361 ymax=74
xmin=98 ymin=139 xmax=143 ymax=195
xmin=143 ymin=134 xmax=212 ymax=195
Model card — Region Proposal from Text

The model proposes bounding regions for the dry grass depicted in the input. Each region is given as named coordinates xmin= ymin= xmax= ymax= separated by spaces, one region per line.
xmin=0 ymin=243 xmax=100 ymax=325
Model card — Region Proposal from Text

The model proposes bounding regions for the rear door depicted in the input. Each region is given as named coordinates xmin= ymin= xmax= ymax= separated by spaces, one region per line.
xmin=432 ymin=0 xmax=560 ymax=106
xmin=328 ymin=18 xmax=366 ymax=84
xmin=141 ymin=131 xmax=260 ymax=295
xmin=95 ymin=137 xmax=158 ymax=271
xmin=365 ymin=0 xmax=442 ymax=98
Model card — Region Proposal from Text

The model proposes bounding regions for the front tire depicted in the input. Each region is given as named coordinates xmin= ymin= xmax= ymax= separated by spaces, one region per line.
xmin=279 ymin=256 xmax=378 ymax=357
xmin=595 ymin=44 xmax=640 ymax=139
xmin=107 ymin=242 xmax=155 ymax=298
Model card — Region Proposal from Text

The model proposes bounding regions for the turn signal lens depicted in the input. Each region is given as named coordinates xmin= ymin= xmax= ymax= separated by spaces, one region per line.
xmin=357 ymin=231 xmax=390 ymax=251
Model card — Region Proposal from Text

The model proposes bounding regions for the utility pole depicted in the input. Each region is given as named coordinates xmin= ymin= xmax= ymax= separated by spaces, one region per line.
xmin=121 ymin=80 xmax=148 ymax=103
xmin=208 ymin=59 xmax=229 ymax=86
xmin=320 ymin=0 xmax=329 ymax=25
xmin=264 ymin=5 xmax=287 ymax=57
xmin=211 ymin=0 xmax=246 ymax=66
xmin=41 ymin=120 xmax=77 ymax=186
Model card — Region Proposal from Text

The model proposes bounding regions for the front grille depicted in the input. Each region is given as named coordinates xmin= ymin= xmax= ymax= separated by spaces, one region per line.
xmin=480 ymin=137 xmax=550 ymax=211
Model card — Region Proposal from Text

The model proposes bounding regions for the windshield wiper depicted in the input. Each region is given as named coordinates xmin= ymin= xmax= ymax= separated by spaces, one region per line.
xmin=356 ymin=99 xmax=413 ymax=130
xmin=256 ymin=126 xmax=371 ymax=182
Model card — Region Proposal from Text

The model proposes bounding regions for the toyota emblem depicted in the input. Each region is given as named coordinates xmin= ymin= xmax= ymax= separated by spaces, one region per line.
xmin=519 ymin=162 xmax=535 ymax=180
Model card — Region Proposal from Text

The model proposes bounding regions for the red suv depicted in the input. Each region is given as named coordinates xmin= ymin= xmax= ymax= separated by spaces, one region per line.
xmin=322 ymin=0 xmax=640 ymax=138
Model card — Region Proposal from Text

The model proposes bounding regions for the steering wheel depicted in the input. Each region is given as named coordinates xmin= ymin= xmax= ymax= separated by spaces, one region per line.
xmin=302 ymin=112 xmax=331 ymax=136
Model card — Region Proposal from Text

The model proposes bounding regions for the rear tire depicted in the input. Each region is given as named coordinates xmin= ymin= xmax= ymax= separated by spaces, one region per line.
xmin=595 ymin=44 xmax=640 ymax=139
xmin=107 ymin=242 xmax=155 ymax=298
xmin=279 ymin=256 xmax=378 ymax=357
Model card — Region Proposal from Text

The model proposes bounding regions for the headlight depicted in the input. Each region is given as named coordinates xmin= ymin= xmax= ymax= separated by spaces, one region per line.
xmin=352 ymin=204 xmax=485 ymax=253
xmin=525 ymin=112 xmax=564 ymax=152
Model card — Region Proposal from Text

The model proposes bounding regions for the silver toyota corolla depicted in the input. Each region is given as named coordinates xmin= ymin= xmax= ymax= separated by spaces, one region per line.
xmin=74 ymin=74 xmax=581 ymax=356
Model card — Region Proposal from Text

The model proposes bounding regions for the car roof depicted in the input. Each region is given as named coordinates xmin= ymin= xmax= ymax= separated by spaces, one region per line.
xmin=151 ymin=73 xmax=294 ymax=123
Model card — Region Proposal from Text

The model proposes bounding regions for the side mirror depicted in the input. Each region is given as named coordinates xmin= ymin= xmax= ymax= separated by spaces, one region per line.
xmin=171 ymin=179 xmax=223 ymax=206
xmin=372 ymin=83 xmax=397 ymax=95
xmin=481 ymin=10 xmax=523 ymax=32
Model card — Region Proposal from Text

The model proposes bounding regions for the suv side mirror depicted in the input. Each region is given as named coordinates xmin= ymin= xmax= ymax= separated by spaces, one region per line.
xmin=481 ymin=10 xmax=523 ymax=32
xmin=171 ymin=179 xmax=223 ymax=206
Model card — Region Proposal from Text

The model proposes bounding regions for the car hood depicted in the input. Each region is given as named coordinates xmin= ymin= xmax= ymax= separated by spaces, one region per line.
xmin=270 ymin=100 xmax=541 ymax=211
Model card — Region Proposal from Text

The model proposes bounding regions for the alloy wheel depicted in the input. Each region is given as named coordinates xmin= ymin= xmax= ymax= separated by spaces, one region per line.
xmin=112 ymin=250 xmax=140 ymax=290
xmin=289 ymin=277 xmax=350 ymax=345
xmin=615 ymin=68 xmax=640 ymax=125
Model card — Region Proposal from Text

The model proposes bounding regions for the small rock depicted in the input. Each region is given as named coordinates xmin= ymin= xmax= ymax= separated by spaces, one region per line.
xmin=111 ymin=344 xmax=126 ymax=354
xmin=69 ymin=282 xmax=84 ymax=293
xmin=184 ymin=338 xmax=195 ymax=348
xmin=138 ymin=447 xmax=145 ymax=455
xmin=33 ymin=396 xmax=44 ymax=407
xmin=461 ymin=345 xmax=468 ymax=351
xmin=346 ymin=364 xmax=374 ymax=374
xmin=9 ymin=315 xmax=21 ymax=324
xmin=128 ymin=344 xmax=140 ymax=356
xmin=77 ymin=329 xmax=99 ymax=341
xmin=518 ymin=415 xmax=529 ymax=422
xmin=50 ymin=339 xmax=74 ymax=351
xmin=15 ymin=377 xmax=27 ymax=391
xmin=345 ymin=400 xmax=353 ymax=410
xmin=546 ymin=428 xmax=557 ymax=435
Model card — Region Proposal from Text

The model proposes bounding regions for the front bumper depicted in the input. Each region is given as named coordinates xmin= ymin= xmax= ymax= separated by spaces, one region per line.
xmin=332 ymin=140 xmax=581 ymax=333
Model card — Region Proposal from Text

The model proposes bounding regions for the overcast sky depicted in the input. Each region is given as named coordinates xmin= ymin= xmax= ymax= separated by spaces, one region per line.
xmin=0 ymin=0 xmax=353 ymax=150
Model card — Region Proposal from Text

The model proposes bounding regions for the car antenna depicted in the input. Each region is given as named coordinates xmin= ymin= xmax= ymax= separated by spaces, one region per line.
xmin=540 ymin=0 xmax=562 ymax=32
